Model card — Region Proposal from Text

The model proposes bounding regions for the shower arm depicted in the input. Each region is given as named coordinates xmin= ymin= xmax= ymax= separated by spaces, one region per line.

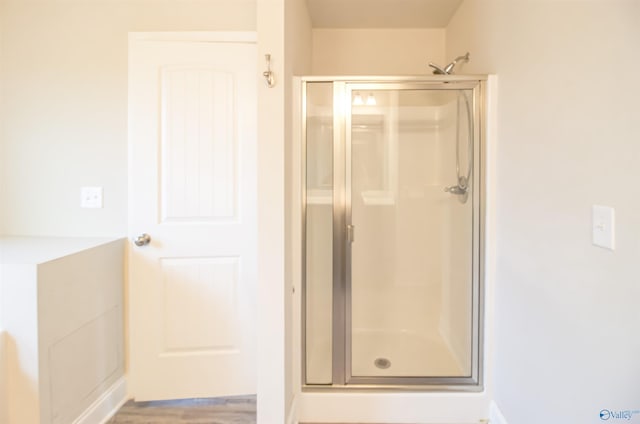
xmin=445 ymin=53 xmax=470 ymax=74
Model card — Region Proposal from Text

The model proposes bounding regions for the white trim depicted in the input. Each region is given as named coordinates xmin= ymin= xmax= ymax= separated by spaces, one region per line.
xmin=489 ymin=401 xmax=508 ymax=424
xmin=481 ymin=73 xmax=498 ymax=403
xmin=73 ymin=377 xmax=128 ymax=424
xmin=128 ymin=31 xmax=257 ymax=43
xmin=298 ymin=392 xmax=490 ymax=424
xmin=0 ymin=330 xmax=7 ymax=424
xmin=287 ymin=395 xmax=299 ymax=424
xmin=288 ymin=76 xmax=303 ymax=424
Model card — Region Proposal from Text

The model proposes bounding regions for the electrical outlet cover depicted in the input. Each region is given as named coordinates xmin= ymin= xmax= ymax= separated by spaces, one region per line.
xmin=592 ymin=205 xmax=614 ymax=250
xmin=81 ymin=186 xmax=103 ymax=208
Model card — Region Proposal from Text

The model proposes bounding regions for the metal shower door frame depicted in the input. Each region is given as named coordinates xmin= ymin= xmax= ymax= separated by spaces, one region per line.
xmin=302 ymin=77 xmax=486 ymax=391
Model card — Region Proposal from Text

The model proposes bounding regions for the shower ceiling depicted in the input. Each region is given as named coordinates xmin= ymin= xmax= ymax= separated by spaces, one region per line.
xmin=306 ymin=0 xmax=464 ymax=28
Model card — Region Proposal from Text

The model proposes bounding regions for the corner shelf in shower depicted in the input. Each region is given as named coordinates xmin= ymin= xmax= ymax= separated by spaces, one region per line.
xmin=361 ymin=190 xmax=395 ymax=205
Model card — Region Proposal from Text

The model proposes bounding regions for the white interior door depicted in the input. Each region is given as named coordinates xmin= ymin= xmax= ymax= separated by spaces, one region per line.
xmin=128 ymin=33 xmax=257 ymax=401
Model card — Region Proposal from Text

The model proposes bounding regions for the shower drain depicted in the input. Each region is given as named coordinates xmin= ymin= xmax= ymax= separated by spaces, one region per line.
xmin=374 ymin=357 xmax=391 ymax=369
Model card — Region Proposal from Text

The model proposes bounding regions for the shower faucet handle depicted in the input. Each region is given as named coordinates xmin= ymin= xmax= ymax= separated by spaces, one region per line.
xmin=444 ymin=185 xmax=467 ymax=195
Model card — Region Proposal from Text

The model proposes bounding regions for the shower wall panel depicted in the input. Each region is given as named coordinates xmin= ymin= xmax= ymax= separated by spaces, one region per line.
xmin=350 ymin=107 xmax=444 ymax=339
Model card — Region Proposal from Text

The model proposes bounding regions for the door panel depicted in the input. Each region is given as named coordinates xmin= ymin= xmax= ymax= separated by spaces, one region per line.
xmin=128 ymin=34 xmax=256 ymax=401
xmin=160 ymin=257 xmax=239 ymax=352
xmin=161 ymin=67 xmax=237 ymax=222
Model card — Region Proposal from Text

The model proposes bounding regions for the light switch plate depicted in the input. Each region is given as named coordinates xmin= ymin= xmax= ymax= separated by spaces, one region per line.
xmin=592 ymin=205 xmax=615 ymax=250
xmin=81 ymin=186 xmax=103 ymax=208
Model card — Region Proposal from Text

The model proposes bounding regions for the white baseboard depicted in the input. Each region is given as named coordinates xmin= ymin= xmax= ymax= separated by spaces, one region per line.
xmin=490 ymin=401 xmax=508 ymax=424
xmin=73 ymin=377 xmax=128 ymax=424
xmin=287 ymin=395 xmax=298 ymax=424
xmin=0 ymin=330 xmax=7 ymax=424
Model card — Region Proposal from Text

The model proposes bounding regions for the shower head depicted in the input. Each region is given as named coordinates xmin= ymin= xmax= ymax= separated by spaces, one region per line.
xmin=429 ymin=52 xmax=470 ymax=75
xmin=428 ymin=62 xmax=447 ymax=75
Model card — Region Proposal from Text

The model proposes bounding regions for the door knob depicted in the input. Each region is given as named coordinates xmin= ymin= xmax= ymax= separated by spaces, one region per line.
xmin=134 ymin=233 xmax=151 ymax=246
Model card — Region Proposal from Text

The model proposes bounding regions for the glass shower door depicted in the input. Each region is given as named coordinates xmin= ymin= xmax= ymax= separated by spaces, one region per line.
xmin=346 ymin=85 xmax=479 ymax=382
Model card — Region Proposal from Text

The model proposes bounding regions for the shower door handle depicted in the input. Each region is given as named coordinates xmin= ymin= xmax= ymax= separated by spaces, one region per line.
xmin=347 ymin=224 xmax=355 ymax=243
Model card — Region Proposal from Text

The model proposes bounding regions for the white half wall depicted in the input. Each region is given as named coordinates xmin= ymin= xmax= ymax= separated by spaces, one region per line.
xmin=447 ymin=2 xmax=640 ymax=423
xmin=0 ymin=237 xmax=125 ymax=424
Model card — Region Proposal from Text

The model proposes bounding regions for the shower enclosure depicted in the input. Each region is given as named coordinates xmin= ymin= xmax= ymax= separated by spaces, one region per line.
xmin=303 ymin=77 xmax=485 ymax=389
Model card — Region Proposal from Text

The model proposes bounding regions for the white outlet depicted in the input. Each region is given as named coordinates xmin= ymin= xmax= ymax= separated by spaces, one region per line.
xmin=81 ymin=186 xmax=103 ymax=208
xmin=592 ymin=205 xmax=615 ymax=250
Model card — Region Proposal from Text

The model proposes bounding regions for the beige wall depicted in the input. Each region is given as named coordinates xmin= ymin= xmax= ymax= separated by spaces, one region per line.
xmin=447 ymin=1 xmax=640 ymax=423
xmin=0 ymin=0 xmax=255 ymax=236
xmin=0 ymin=14 xmax=4 ymax=234
xmin=312 ymin=28 xmax=445 ymax=75
xmin=284 ymin=0 xmax=312 ymax=414
xmin=256 ymin=0 xmax=311 ymax=421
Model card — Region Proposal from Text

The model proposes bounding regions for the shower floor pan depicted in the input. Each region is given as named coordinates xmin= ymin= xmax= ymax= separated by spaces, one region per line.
xmin=351 ymin=329 xmax=464 ymax=377
xmin=306 ymin=329 xmax=465 ymax=383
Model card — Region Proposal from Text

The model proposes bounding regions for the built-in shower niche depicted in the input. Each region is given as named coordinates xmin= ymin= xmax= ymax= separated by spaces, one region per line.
xmin=303 ymin=78 xmax=483 ymax=389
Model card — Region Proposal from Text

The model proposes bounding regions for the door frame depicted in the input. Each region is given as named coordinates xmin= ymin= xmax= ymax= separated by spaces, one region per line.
xmin=301 ymin=77 xmax=487 ymax=390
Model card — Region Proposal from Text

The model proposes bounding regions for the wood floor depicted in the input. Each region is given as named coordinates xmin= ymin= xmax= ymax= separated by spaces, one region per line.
xmin=107 ymin=396 xmax=256 ymax=424
xmin=107 ymin=396 xmax=359 ymax=423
